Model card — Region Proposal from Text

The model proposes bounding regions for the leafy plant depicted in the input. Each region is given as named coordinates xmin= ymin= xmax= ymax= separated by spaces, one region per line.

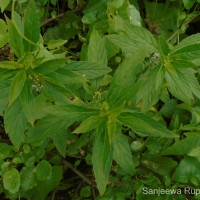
xmin=0 ymin=0 xmax=200 ymax=199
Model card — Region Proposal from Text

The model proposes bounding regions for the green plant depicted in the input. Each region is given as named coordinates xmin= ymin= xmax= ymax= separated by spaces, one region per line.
xmin=0 ymin=0 xmax=200 ymax=199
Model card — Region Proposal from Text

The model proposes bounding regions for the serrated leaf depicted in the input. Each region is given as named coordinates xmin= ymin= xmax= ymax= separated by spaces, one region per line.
xmin=26 ymin=115 xmax=70 ymax=143
xmin=119 ymin=111 xmax=174 ymax=138
xmin=107 ymin=50 xmax=146 ymax=106
xmin=3 ymin=168 xmax=20 ymax=193
xmin=44 ymin=102 xmax=97 ymax=121
xmin=23 ymin=0 xmax=40 ymax=52
xmin=33 ymin=59 xmax=65 ymax=74
xmin=73 ymin=115 xmax=105 ymax=134
xmin=0 ymin=80 xmax=10 ymax=115
xmin=136 ymin=67 xmax=163 ymax=111
xmin=161 ymin=136 xmax=200 ymax=155
xmin=6 ymin=17 xmax=24 ymax=58
xmin=170 ymin=44 xmax=200 ymax=61
xmin=51 ymin=131 xmax=67 ymax=157
xmin=0 ymin=19 xmax=8 ymax=48
xmin=65 ymin=61 xmax=111 ymax=79
xmin=171 ymin=33 xmax=200 ymax=53
xmin=165 ymin=70 xmax=193 ymax=104
xmin=36 ymin=160 xmax=52 ymax=180
xmin=88 ymin=29 xmax=107 ymax=66
xmin=4 ymin=99 xmax=27 ymax=148
xmin=113 ymin=134 xmax=135 ymax=175
xmin=107 ymin=22 xmax=158 ymax=54
xmin=20 ymin=80 xmax=36 ymax=126
xmin=9 ymin=70 xmax=26 ymax=105
xmin=106 ymin=34 xmax=137 ymax=53
xmin=92 ymin=128 xmax=112 ymax=195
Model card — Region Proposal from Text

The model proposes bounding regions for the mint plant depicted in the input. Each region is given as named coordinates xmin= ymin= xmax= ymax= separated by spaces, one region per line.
xmin=0 ymin=0 xmax=200 ymax=199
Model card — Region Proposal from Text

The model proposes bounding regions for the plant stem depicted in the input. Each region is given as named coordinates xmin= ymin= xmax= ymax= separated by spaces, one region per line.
xmin=167 ymin=13 xmax=200 ymax=43
xmin=63 ymin=160 xmax=95 ymax=186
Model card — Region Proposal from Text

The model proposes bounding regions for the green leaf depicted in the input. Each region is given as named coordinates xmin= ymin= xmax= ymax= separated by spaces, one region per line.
xmin=20 ymin=80 xmax=36 ymax=126
xmin=33 ymin=59 xmax=65 ymax=74
xmin=0 ymin=80 xmax=10 ymax=115
xmin=113 ymin=134 xmax=135 ymax=175
xmin=141 ymin=157 xmax=177 ymax=177
xmin=136 ymin=66 xmax=164 ymax=111
xmin=119 ymin=111 xmax=174 ymax=138
xmin=188 ymin=146 xmax=200 ymax=158
xmin=27 ymin=115 xmax=70 ymax=143
xmin=161 ymin=136 xmax=200 ymax=155
xmin=171 ymin=33 xmax=200 ymax=53
xmin=107 ymin=50 xmax=146 ymax=106
xmin=51 ymin=130 xmax=67 ymax=157
xmin=6 ymin=17 xmax=24 ymax=58
xmin=23 ymin=0 xmax=40 ymax=52
xmin=173 ymin=156 xmax=200 ymax=185
xmin=0 ymin=19 xmax=9 ymax=48
xmin=4 ymin=99 xmax=27 ymax=148
xmin=73 ymin=115 xmax=105 ymax=134
xmin=3 ymin=168 xmax=20 ymax=193
xmin=88 ymin=29 xmax=107 ymax=66
xmin=182 ymin=0 xmax=196 ymax=9
xmin=170 ymin=44 xmax=200 ymax=61
xmin=9 ymin=70 xmax=26 ymax=105
xmin=36 ymin=160 xmax=52 ymax=180
xmin=107 ymin=22 xmax=158 ymax=54
xmin=0 ymin=61 xmax=20 ymax=69
xmin=44 ymin=102 xmax=97 ymax=121
xmin=0 ymin=143 xmax=12 ymax=160
xmin=165 ymin=70 xmax=193 ymax=104
xmin=20 ymin=167 xmax=36 ymax=190
xmin=107 ymin=117 xmax=117 ymax=144
xmin=65 ymin=61 xmax=111 ymax=79
xmin=0 ymin=0 xmax=10 ymax=12
xmin=92 ymin=128 xmax=112 ymax=195
xmin=35 ymin=166 xmax=62 ymax=199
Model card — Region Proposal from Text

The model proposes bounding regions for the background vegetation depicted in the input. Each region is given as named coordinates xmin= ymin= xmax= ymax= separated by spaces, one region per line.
xmin=0 ymin=0 xmax=200 ymax=199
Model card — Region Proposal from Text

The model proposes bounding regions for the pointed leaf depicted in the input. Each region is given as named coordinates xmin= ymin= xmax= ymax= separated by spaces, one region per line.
xmin=161 ymin=136 xmax=200 ymax=155
xmin=107 ymin=22 xmax=158 ymax=54
xmin=107 ymin=50 xmax=146 ymax=106
xmin=9 ymin=70 xmax=26 ymax=105
xmin=4 ymin=99 xmax=27 ymax=148
xmin=6 ymin=17 xmax=24 ymax=58
xmin=33 ymin=59 xmax=65 ymax=74
xmin=73 ymin=115 xmax=105 ymax=134
xmin=165 ymin=70 xmax=193 ymax=104
xmin=88 ymin=29 xmax=107 ymax=66
xmin=23 ymin=0 xmax=40 ymax=52
xmin=92 ymin=128 xmax=112 ymax=195
xmin=27 ymin=115 xmax=70 ymax=143
xmin=119 ymin=111 xmax=174 ymax=138
xmin=51 ymin=131 xmax=67 ymax=157
xmin=20 ymin=80 xmax=36 ymax=126
xmin=44 ymin=102 xmax=97 ymax=121
xmin=65 ymin=61 xmax=111 ymax=79
xmin=113 ymin=134 xmax=135 ymax=175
